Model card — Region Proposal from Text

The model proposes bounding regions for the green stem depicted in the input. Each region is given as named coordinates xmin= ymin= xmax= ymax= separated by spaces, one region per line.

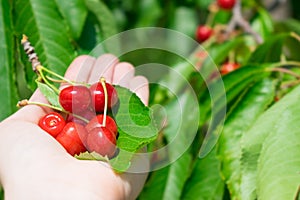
xmin=20 ymin=100 xmax=89 ymax=123
xmin=270 ymin=61 xmax=300 ymax=68
xmin=37 ymin=68 xmax=60 ymax=94
xmin=100 ymin=77 xmax=108 ymax=127
xmin=39 ymin=66 xmax=75 ymax=85
xmin=269 ymin=68 xmax=300 ymax=79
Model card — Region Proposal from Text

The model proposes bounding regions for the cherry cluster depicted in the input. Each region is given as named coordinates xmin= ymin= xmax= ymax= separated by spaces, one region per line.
xmin=38 ymin=79 xmax=119 ymax=158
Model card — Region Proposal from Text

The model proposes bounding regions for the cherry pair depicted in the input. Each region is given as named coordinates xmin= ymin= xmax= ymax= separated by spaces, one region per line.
xmin=38 ymin=112 xmax=118 ymax=158
xmin=59 ymin=81 xmax=118 ymax=114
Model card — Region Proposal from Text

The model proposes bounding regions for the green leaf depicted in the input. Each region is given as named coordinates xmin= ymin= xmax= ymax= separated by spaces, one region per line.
xmin=240 ymin=84 xmax=300 ymax=200
xmin=110 ymin=86 xmax=158 ymax=171
xmin=217 ymin=79 xmax=275 ymax=199
xmin=75 ymin=151 xmax=109 ymax=162
xmin=14 ymin=0 xmax=76 ymax=89
xmin=248 ymin=33 xmax=290 ymax=63
xmin=0 ymin=0 xmax=19 ymax=121
xmin=251 ymin=7 xmax=274 ymax=40
xmin=54 ymin=0 xmax=88 ymax=39
xmin=138 ymin=166 xmax=170 ymax=200
xmin=84 ymin=0 xmax=119 ymax=54
xmin=0 ymin=185 xmax=3 ymax=200
xmin=182 ymin=147 xmax=224 ymax=200
xmin=36 ymin=81 xmax=61 ymax=108
xmin=162 ymin=153 xmax=192 ymax=200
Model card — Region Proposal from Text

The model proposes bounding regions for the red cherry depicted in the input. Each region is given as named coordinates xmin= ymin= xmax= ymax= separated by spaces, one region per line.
xmin=89 ymin=82 xmax=118 ymax=112
xmin=56 ymin=122 xmax=88 ymax=156
xmin=217 ymin=0 xmax=236 ymax=10
xmin=38 ymin=112 xmax=65 ymax=137
xmin=59 ymin=85 xmax=91 ymax=113
xmin=85 ymin=115 xmax=118 ymax=136
xmin=196 ymin=25 xmax=213 ymax=43
xmin=86 ymin=127 xmax=116 ymax=158
xmin=220 ymin=62 xmax=240 ymax=75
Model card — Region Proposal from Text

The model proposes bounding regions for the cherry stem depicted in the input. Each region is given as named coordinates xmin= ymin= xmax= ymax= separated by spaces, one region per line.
xmin=269 ymin=68 xmax=300 ymax=79
xmin=270 ymin=61 xmax=300 ymax=68
xmin=38 ymin=65 xmax=75 ymax=85
xmin=17 ymin=100 xmax=89 ymax=123
xmin=281 ymin=79 xmax=300 ymax=88
xmin=36 ymin=66 xmax=60 ymax=94
xmin=100 ymin=77 xmax=108 ymax=127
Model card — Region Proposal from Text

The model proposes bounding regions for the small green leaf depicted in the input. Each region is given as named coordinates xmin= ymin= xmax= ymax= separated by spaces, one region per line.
xmin=75 ymin=151 xmax=109 ymax=162
xmin=251 ymin=7 xmax=274 ymax=40
xmin=240 ymin=84 xmax=300 ymax=200
xmin=36 ymin=81 xmax=61 ymax=108
xmin=54 ymin=0 xmax=88 ymax=39
xmin=110 ymin=86 xmax=158 ymax=171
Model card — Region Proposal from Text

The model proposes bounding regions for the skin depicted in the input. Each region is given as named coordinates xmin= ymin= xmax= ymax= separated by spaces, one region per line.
xmin=0 ymin=54 xmax=149 ymax=200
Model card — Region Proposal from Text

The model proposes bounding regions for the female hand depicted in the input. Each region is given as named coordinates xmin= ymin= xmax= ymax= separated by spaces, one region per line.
xmin=0 ymin=54 xmax=149 ymax=200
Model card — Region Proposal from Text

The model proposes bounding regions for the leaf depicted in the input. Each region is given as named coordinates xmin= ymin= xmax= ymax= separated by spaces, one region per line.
xmin=162 ymin=153 xmax=192 ymax=200
xmin=36 ymin=81 xmax=61 ymax=108
xmin=182 ymin=147 xmax=224 ymax=200
xmin=14 ymin=0 xmax=76 ymax=89
xmin=0 ymin=0 xmax=19 ymax=121
xmin=84 ymin=0 xmax=117 ymax=39
xmin=54 ymin=0 xmax=88 ymax=39
xmin=251 ymin=7 xmax=274 ymax=40
xmin=110 ymin=86 xmax=158 ymax=171
xmin=217 ymin=79 xmax=275 ymax=199
xmin=138 ymin=166 xmax=170 ymax=200
xmin=248 ymin=33 xmax=290 ymax=63
xmin=0 ymin=185 xmax=3 ymax=200
xmin=75 ymin=151 xmax=109 ymax=162
xmin=240 ymin=84 xmax=300 ymax=200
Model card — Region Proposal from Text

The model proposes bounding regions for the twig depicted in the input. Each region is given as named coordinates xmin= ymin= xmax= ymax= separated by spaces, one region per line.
xmin=225 ymin=0 xmax=263 ymax=44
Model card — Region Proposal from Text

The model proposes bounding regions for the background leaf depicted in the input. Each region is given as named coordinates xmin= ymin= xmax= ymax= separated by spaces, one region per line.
xmin=217 ymin=78 xmax=275 ymax=199
xmin=14 ymin=0 xmax=76 ymax=89
xmin=54 ymin=0 xmax=88 ymax=39
xmin=240 ymin=84 xmax=300 ymax=200
xmin=0 ymin=0 xmax=19 ymax=121
xmin=182 ymin=147 xmax=224 ymax=200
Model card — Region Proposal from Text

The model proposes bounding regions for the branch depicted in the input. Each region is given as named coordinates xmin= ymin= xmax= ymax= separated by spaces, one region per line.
xmin=225 ymin=0 xmax=263 ymax=44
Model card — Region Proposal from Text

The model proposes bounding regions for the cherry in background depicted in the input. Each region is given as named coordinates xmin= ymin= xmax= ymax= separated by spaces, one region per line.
xmin=220 ymin=62 xmax=240 ymax=75
xmin=217 ymin=0 xmax=236 ymax=10
xmin=196 ymin=25 xmax=213 ymax=43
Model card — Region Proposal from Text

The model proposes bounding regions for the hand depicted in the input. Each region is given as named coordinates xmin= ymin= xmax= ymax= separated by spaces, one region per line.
xmin=0 ymin=54 xmax=149 ymax=200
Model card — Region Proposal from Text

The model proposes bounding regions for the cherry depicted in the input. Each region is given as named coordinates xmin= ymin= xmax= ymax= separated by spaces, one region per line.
xmin=59 ymin=85 xmax=91 ymax=113
xmin=56 ymin=122 xmax=88 ymax=156
xmin=38 ymin=112 xmax=66 ymax=137
xmin=85 ymin=127 xmax=116 ymax=158
xmin=89 ymin=82 xmax=118 ymax=112
xmin=217 ymin=0 xmax=236 ymax=10
xmin=196 ymin=25 xmax=213 ymax=43
xmin=220 ymin=62 xmax=240 ymax=75
xmin=85 ymin=115 xmax=118 ymax=136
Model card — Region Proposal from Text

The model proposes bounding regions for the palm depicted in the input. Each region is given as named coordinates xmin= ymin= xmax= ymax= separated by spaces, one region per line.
xmin=0 ymin=55 xmax=149 ymax=199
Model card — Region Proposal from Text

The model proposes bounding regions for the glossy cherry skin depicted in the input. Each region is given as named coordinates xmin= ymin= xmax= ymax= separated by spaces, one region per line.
xmin=196 ymin=25 xmax=213 ymax=43
xmin=56 ymin=122 xmax=88 ymax=156
xmin=220 ymin=62 xmax=240 ymax=75
xmin=38 ymin=112 xmax=66 ymax=137
xmin=86 ymin=127 xmax=116 ymax=158
xmin=217 ymin=0 xmax=236 ymax=10
xmin=85 ymin=115 xmax=118 ymax=136
xmin=59 ymin=85 xmax=91 ymax=113
xmin=89 ymin=82 xmax=118 ymax=112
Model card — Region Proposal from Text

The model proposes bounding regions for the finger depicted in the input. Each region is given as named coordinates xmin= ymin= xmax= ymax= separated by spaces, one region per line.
xmin=129 ymin=76 xmax=149 ymax=106
xmin=112 ymin=62 xmax=135 ymax=88
xmin=88 ymin=54 xmax=119 ymax=84
xmin=61 ymin=55 xmax=96 ymax=89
